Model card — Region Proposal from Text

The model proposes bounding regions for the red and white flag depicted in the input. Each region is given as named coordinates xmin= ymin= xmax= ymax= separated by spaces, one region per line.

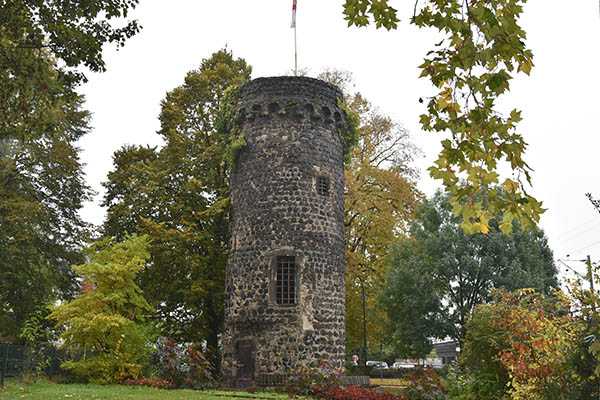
xmin=291 ymin=0 xmax=297 ymax=28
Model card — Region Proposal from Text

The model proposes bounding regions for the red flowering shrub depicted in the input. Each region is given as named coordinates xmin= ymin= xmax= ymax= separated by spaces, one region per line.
xmin=123 ymin=377 xmax=174 ymax=389
xmin=153 ymin=337 xmax=214 ymax=389
xmin=313 ymin=385 xmax=407 ymax=400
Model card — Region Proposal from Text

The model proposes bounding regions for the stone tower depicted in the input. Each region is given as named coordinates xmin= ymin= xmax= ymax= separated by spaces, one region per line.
xmin=223 ymin=76 xmax=347 ymax=386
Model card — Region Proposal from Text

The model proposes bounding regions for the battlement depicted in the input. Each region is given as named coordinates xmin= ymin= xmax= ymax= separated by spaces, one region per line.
xmin=237 ymin=76 xmax=346 ymax=129
xmin=239 ymin=76 xmax=343 ymax=103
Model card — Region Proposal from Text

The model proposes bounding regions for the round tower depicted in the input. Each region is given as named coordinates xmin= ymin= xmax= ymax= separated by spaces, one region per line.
xmin=223 ymin=76 xmax=347 ymax=386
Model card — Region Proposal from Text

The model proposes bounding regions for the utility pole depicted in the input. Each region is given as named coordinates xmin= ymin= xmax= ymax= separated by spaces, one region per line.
xmin=587 ymin=255 xmax=596 ymax=302
xmin=585 ymin=193 xmax=599 ymax=300
xmin=361 ymin=281 xmax=368 ymax=369
xmin=564 ymin=256 xmax=597 ymax=302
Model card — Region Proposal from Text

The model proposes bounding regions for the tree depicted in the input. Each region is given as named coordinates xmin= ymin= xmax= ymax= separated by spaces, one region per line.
xmin=0 ymin=51 xmax=92 ymax=339
xmin=102 ymin=49 xmax=252 ymax=373
xmin=2 ymin=0 xmax=142 ymax=156
xmin=50 ymin=234 xmax=153 ymax=384
xmin=342 ymin=0 xmax=543 ymax=234
xmin=321 ymin=72 xmax=422 ymax=361
xmin=1 ymin=0 xmax=143 ymax=340
xmin=381 ymin=191 xmax=558 ymax=357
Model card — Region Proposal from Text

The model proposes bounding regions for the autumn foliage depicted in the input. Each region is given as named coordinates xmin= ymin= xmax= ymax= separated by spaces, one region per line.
xmin=50 ymin=235 xmax=154 ymax=383
xmin=459 ymin=289 xmax=583 ymax=399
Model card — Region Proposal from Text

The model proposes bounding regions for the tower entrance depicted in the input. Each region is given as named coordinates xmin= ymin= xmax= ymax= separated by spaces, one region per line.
xmin=234 ymin=339 xmax=255 ymax=387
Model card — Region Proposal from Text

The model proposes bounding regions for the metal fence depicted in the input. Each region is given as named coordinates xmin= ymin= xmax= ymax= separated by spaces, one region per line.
xmin=0 ymin=343 xmax=27 ymax=386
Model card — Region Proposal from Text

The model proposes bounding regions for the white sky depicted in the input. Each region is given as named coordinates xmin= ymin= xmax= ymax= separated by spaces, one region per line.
xmin=79 ymin=0 xmax=600 ymax=282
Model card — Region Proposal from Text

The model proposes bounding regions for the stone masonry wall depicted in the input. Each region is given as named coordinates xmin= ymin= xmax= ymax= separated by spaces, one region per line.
xmin=222 ymin=77 xmax=347 ymax=386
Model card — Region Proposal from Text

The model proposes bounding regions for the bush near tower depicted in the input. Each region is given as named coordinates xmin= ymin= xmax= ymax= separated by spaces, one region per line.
xmin=50 ymin=235 xmax=154 ymax=383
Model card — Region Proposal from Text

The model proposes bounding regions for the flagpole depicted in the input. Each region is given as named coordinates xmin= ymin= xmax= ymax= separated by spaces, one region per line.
xmin=294 ymin=23 xmax=298 ymax=76
xmin=291 ymin=0 xmax=297 ymax=76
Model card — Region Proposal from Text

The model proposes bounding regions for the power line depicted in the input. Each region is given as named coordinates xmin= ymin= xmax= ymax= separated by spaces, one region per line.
xmin=557 ymin=259 xmax=586 ymax=279
xmin=555 ymin=219 xmax=600 ymax=240
xmin=570 ymin=239 xmax=600 ymax=255
xmin=556 ymin=222 xmax=600 ymax=244
xmin=565 ymin=194 xmax=600 ymax=254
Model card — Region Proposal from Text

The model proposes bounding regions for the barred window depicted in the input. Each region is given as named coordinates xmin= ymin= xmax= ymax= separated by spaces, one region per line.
xmin=317 ymin=176 xmax=330 ymax=196
xmin=275 ymin=256 xmax=296 ymax=305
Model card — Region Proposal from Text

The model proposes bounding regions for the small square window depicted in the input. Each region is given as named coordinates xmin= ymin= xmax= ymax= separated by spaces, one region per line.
xmin=317 ymin=176 xmax=330 ymax=196
xmin=275 ymin=256 xmax=296 ymax=305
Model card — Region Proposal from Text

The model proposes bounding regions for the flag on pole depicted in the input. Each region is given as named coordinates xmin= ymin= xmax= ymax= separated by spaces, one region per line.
xmin=291 ymin=0 xmax=297 ymax=28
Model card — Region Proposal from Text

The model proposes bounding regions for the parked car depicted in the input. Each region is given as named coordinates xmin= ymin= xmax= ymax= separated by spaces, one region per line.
xmin=392 ymin=361 xmax=416 ymax=369
xmin=366 ymin=360 xmax=389 ymax=369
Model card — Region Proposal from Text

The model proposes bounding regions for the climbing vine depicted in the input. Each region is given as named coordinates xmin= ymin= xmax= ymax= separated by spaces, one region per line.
xmin=215 ymin=84 xmax=247 ymax=168
xmin=343 ymin=0 xmax=542 ymax=234
xmin=337 ymin=97 xmax=361 ymax=164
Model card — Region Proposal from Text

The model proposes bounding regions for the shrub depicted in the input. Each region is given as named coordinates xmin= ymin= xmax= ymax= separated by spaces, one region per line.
xmin=123 ymin=377 xmax=173 ymax=389
xmin=457 ymin=289 xmax=583 ymax=400
xmin=153 ymin=337 xmax=215 ymax=389
xmin=20 ymin=307 xmax=63 ymax=377
xmin=404 ymin=368 xmax=446 ymax=400
xmin=313 ymin=385 xmax=406 ymax=400
xmin=284 ymin=359 xmax=343 ymax=396
xmin=50 ymin=235 xmax=155 ymax=384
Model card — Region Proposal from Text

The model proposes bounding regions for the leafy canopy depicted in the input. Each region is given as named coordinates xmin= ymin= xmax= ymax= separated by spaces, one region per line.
xmin=2 ymin=0 xmax=141 ymax=84
xmin=343 ymin=0 xmax=542 ymax=234
xmin=0 ymin=49 xmax=92 ymax=338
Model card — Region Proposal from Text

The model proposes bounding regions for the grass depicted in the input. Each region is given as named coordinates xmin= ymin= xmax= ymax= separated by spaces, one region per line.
xmin=369 ymin=378 xmax=409 ymax=397
xmin=0 ymin=380 xmax=307 ymax=400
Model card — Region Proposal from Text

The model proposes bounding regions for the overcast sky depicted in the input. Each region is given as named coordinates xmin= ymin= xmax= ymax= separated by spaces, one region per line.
xmin=78 ymin=0 xmax=600 ymax=282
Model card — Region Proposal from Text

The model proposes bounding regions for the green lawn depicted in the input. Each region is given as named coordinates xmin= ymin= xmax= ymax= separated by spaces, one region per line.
xmin=0 ymin=380 xmax=307 ymax=400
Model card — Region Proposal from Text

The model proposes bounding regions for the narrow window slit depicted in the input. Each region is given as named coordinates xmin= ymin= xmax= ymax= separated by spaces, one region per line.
xmin=317 ymin=176 xmax=330 ymax=197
